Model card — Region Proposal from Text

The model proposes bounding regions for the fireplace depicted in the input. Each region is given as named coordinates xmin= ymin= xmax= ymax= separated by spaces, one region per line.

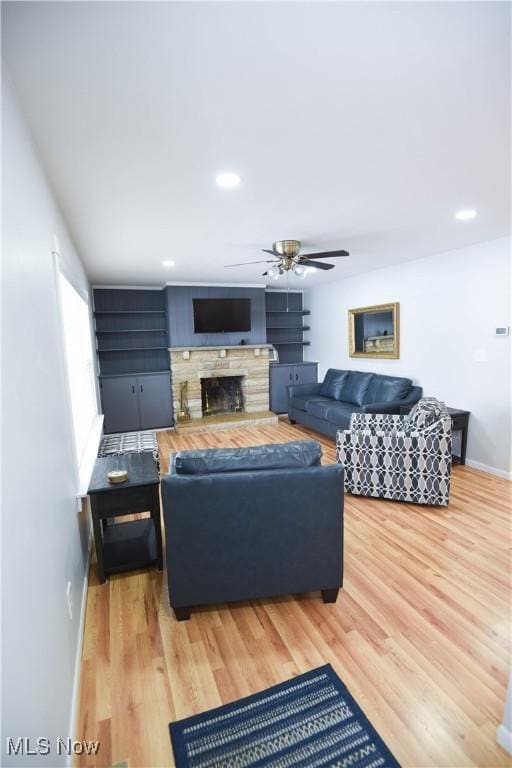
xmin=169 ymin=344 xmax=275 ymax=430
xmin=201 ymin=376 xmax=244 ymax=417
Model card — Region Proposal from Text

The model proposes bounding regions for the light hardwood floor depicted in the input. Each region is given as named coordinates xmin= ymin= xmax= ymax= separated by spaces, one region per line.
xmin=76 ymin=421 xmax=512 ymax=768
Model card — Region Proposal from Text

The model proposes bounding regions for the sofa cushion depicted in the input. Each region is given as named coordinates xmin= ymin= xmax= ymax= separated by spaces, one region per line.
xmin=404 ymin=398 xmax=443 ymax=433
xmin=338 ymin=371 xmax=374 ymax=406
xmin=325 ymin=403 xmax=362 ymax=428
xmin=364 ymin=374 xmax=412 ymax=404
xmin=289 ymin=394 xmax=332 ymax=413
xmin=319 ymin=369 xmax=348 ymax=399
xmin=173 ymin=440 xmax=322 ymax=475
xmin=306 ymin=400 xmax=333 ymax=420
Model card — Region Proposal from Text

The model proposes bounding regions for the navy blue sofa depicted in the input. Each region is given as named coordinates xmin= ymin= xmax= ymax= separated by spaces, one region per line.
xmin=161 ymin=441 xmax=344 ymax=620
xmin=288 ymin=368 xmax=422 ymax=439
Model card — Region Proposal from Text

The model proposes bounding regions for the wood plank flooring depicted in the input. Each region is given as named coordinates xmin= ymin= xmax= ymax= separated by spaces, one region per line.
xmin=76 ymin=421 xmax=512 ymax=768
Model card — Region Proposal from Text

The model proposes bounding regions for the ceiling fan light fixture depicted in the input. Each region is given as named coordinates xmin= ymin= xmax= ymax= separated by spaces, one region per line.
xmin=268 ymin=264 xmax=281 ymax=280
xmin=293 ymin=264 xmax=307 ymax=279
xmin=273 ymin=239 xmax=301 ymax=257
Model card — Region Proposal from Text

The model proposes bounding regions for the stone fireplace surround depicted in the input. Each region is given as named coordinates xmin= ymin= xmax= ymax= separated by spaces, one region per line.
xmin=169 ymin=344 xmax=274 ymax=423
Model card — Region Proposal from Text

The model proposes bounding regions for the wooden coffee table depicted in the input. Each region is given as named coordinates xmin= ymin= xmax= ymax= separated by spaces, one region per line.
xmin=88 ymin=452 xmax=163 ymax=583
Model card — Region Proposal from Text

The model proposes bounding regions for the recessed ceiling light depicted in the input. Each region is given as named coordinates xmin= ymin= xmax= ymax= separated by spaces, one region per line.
xmin=215 ymin=172 xmax=241 ymax=189
xmin=455 ymin=209 xmax=478 ymax=221
xmin=162 ymin=259 xmax=175 ymax=267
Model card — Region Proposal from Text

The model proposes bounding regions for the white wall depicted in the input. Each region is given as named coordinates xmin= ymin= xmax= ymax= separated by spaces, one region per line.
xmin=1 ymin=74 xmax=92 ymax=764
xmin=305 ymin=238 xmax=511 ymax=476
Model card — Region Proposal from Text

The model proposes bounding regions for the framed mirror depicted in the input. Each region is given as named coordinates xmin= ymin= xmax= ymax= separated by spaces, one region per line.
xmin=348 ymin=302 xmax=400 ymax=359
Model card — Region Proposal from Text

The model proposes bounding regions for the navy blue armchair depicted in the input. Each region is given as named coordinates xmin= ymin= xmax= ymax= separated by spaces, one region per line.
xmin=161 ymin=441 xmax=344 ymax=620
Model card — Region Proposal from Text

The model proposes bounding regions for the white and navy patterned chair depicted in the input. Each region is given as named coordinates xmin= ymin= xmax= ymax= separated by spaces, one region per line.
xmin=336 ymin=398 xmax=452 ymax=506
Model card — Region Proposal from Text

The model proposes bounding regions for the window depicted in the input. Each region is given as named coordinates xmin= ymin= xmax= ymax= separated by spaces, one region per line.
xmin=58 ymin=271 xmax=98 ymax=472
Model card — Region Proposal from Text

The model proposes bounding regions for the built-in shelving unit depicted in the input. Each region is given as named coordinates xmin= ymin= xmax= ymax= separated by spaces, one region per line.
xmin=93 ymin=288 xmax=173 ymax=432
xmin=265 ymin=291 xmax=310 ymax=363
xmin=93 ymin=289 xmax=169 ymax=377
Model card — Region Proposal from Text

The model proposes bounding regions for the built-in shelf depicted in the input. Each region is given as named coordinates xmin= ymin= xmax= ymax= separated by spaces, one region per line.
xmin=96 ymin=328 xmax=167 ymax=334
xmin=94 ymin=310 xmax=166 ymax=315
xmin=93 ymin=288 xmax=169 ymax=377
xmin=265 ymin=291 xmax=309 ymax=364
xmin=98 ymin=346 xmax=168 ymax=353
xmin=267 ymin=325 xmax=310 ymax=331
xmin=265 ymin=310 xmax=310 ymax=315
xmin=99 ymin=370 xmax=170 ymax=379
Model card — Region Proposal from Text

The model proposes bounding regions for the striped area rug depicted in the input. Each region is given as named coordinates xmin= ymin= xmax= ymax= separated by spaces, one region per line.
xmin=169 ymin=665 xmax=401 ymax=767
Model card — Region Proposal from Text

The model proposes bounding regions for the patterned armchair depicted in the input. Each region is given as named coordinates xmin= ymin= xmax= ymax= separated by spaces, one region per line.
xmin=336 ymin=399 xmax=452 ymax=506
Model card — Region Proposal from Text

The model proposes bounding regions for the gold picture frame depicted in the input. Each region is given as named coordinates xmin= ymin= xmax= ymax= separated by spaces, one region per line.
xmin=348 ymin=302 xmax=400 ymax=359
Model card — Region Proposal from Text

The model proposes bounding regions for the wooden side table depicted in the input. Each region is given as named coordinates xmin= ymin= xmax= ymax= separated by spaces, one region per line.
xmin=399 ymin=405 xmax=470 ymax=465
xmin=88 ymin=452 xmax=163 ymax=583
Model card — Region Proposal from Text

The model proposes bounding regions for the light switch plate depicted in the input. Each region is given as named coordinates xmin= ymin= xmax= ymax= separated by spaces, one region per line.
xmin=473 ymin=349 xmax=488 ymax=363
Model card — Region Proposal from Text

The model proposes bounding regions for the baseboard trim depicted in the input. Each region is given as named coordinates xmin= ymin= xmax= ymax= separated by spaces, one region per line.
xmin=67 ymin=530 xmax=92 ymax=766
xmin=465 ymin=459 xmax=512 ymax=480
xmin=497 ymin=723 xmax=512 ymax=755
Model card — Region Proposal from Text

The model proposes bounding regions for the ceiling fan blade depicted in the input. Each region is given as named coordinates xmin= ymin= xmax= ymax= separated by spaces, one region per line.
xmin=300 ymin=259 xmax=335 ymax=271
xmin=300 ymin=249 xmax=349 ymax=260
xmin=225 ymin=259 xmax=276 ymax=267
xmin=262 ymin=271 xmax=268 ymax=276
xmin=262 ymin=249 xmax=280 ymax=258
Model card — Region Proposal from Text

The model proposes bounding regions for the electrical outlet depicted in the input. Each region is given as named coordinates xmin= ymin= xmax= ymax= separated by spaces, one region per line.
xmin=66 ymin=581 xmax=73 ymax=620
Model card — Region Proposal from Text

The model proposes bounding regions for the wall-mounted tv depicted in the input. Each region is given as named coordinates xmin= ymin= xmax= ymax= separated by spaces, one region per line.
xmin=193 ymin=298 xmax=251 ymax=334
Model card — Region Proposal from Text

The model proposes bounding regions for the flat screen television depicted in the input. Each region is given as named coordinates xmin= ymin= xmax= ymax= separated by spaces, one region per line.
xmin=193 ymin=298 xmax=251 ymax=334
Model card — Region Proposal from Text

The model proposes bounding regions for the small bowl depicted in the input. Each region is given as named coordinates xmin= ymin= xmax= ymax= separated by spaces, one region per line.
xmin=107 ymin=469 xmax=128 ymax=484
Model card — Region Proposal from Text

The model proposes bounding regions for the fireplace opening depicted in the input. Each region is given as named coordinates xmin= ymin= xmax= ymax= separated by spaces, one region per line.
xmin=201 ymin=376 xmax=244 ymax=417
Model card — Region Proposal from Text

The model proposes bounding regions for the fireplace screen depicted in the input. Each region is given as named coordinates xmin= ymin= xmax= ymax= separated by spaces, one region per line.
xmin=201 ymin=376 xmax=244 ymax=417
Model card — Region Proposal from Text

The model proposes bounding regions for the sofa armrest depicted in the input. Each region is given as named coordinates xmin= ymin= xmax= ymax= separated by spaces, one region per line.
xmin=337 ymin=427 xmax=450 ymax=456
xmin=350 ymin=412 xmax=406 ymax=431
xmin=287 ymin=382 xmax=322 ymax=398
xmin=167 ymin=451 xmax=177 ymax=475
xmin=362 ymin=400 xmax=409 ymax=414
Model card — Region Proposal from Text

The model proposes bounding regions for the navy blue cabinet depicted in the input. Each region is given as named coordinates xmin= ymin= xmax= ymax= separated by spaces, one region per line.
xmin=270 ymin=362 xmax=318 ymax=414
xmin=101 ymin=377 xmax=140 ymax=433
xmin=101 ymin=373 xmax=172 ymax=433
xmin=137 ymin=373 xmax=173 ymax=430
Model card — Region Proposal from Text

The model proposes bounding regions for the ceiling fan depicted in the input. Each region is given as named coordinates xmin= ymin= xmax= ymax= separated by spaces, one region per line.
xmin=225 ymin=239 xmax=349 ymax=280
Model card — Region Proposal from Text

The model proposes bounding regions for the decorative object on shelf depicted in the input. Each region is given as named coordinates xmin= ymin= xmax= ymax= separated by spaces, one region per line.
xmin=177 ymin=381 xmax=191 ymax=422
xmin=225 ymin=239 xmax=349 ymax=278
xmin=107 ymin=469 xmax=128 ymax=484
xmin=348 ymin=302 xmax=400 ymax=359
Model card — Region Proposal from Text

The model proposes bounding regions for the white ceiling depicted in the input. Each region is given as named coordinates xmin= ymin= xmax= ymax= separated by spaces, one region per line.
xmin=2 ymin=1 xmax=510 ymax=287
